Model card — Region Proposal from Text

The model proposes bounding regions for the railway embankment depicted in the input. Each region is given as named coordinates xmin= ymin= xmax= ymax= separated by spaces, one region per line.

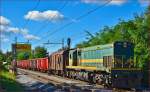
xmin=0 ymin=71 xmax=24 ymax=92
xmin=0 ymin=64 xmax=24 ymax=92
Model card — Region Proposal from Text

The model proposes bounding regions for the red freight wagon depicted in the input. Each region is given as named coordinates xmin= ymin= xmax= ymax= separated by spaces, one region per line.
xmin=37 ymin=58 xmax=49 ymax=72
xmin=20 ymin=60 xmax=24 ymax=69
xmin=21 ymin=61 xmax=25 ymax=69
xmin=36 ymin=59 xmax=41 ymax=71
xmin=20 ymin=61 xmax=23 ymax=68
xmin=23 ymin=60 xmax=29 ymax=69
xmin=42 ymin=58 xmax=49 ymax=72
xmin=29 ymin=60 xmax=32 ymax=70
xmin=23 ymin=60 xmax=26 ymax=69
xmin=27 ymin=60 xmax=30 ymax=69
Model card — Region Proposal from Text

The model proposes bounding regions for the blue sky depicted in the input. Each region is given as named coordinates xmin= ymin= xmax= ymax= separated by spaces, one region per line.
xmin=0 ymin=0 xmax=149 ymax=53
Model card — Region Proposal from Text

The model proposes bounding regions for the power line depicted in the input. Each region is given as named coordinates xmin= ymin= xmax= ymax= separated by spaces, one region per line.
xmin=47 ymin=29 xmax=100 ymax=51
xmin=33 ymin=1 xmax=68 ymax=36
xmin=22 ymin=0 xmax=41 ymax=29
xmin=34 ymin=0 xmax=112 ymax=46
xmin=46 ymin=0 xmax=111 ymax=37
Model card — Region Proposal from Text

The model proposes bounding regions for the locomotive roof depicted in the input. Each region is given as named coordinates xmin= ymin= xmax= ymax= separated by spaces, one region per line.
xmin=79 ymin=41 xmax=132 ymax=51
xmin=80 ymin=43 xmax=114 ymax=51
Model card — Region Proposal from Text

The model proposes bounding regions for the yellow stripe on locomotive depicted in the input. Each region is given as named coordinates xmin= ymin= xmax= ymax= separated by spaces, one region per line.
xmin=68 ymin=42 xmax=134 ymax=72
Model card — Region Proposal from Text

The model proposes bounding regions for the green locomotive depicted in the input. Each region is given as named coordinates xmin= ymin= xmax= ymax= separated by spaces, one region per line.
xmin=66 ymin=41 xmax=142 ymax=87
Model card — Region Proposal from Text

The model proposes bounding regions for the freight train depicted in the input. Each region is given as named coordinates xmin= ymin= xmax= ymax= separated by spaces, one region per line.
xmin=15 ymin=41 xmax=143 ymax=89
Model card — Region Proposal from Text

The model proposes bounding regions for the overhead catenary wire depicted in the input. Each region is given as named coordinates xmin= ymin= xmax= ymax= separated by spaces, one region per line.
xmin=22 ymin=0 xmax=41 ymax=29
xmin=8 ymin=0 xmax=41 ymax=49
xmin=34 ymin=0 xmax=112 ymax=46
xmin=46 ymin=29 xmax=99 ymax=51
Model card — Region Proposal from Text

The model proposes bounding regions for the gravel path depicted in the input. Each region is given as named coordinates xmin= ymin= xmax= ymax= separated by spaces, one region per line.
xmin=16 ymin=72 xmax=59 ymax=92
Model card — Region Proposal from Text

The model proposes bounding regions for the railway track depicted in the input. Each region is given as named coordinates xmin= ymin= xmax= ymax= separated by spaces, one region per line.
xmin=18 ymin=68 xmax=114 ymax=92
xmin=18 ymin=68 xmax=141 ymax=92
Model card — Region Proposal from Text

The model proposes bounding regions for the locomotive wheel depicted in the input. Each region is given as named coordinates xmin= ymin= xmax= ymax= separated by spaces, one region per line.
xmin=97 ymin=74 xmax=103 ymax=85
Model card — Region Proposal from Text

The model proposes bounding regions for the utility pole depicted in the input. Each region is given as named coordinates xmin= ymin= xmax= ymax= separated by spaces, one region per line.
xmin=27 ymin=40 xmax=30 ymax=43
xmin=12 ymin=37 xmax=17 ymax=75
xmin=14 ymin=37 xmax=17 ymax=61
xmin=67 ymin=38 xmax=71 ymax=49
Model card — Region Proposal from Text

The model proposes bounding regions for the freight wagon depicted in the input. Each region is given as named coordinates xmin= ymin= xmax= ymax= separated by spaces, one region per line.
xmin=16 ymin=41 xmax=143 ymax=89
xmin=48 ymin=50 xmax=69 ymax=76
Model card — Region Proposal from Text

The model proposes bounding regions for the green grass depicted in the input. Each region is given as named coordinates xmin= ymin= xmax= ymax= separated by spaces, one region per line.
xmin=0 ymin=69 xmax=24 ymax=92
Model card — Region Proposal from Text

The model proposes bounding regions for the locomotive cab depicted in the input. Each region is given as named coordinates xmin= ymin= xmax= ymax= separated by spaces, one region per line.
xmin=112 ymin=42 xmax=143 ymax=89
xmin=114 ymin=41 xmax=134 ymax=68
xmin=69 ymin=49 xmax=78 ymax=66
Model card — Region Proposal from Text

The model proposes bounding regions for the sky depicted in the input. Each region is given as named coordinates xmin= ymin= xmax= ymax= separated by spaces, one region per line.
xmin=0 ymin=0 xmax=150 ymax=53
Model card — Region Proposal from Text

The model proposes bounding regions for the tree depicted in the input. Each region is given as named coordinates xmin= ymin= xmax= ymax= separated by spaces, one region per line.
xmin=5 ymin=51 xmax=13 ymax=64
xmin=6 ymin=56 xmax=13 ymax=64
xmin=17 ymin=52 xmax=31 ymax=60
xmin=0 ymin=51 xmax=5 ymax=62
xmin=76 ymin=6 xmax=150 ymax=69
xmin=34 ymin=46 xmax=47 ymax=58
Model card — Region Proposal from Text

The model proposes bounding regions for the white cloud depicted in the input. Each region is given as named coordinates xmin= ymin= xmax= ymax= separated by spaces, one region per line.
xmin=0 ymin=16 xmax=40 ymax=41
xmin=0 ymin=25 xmax=7 ymax=32
xmin=24 ymin=10 xmax=64 ymax=22
xmin=110 ymin=0 xmax=127 ymax=5
xmin=0 ymin=16 xmax=10 ymax=25
xmin=2 ymin=38 xmax=9 ymax=42
xmin=8 ymin=27 xmax=29 ymax=35
xmin=8 ymin=27 xmax=20 ymax=33
xmin=24 ymin=34 xmax=40 ymax=40
xmin=81 ymin=0 xmax=108 ymax=5
xmin=138 ymin=0 xmax=150 ymax=6
xmin=81 ymin=0 xmax=127 ymax=5
xmin=8 ymin=27 xmax=40 ymax=40
xmin=0 ymin=35 xmax=9 ymax=42
xmin=0 ymin=25 xmax=40 ymax=41
xmin=1 ymin=34 xmax=5 ymax=38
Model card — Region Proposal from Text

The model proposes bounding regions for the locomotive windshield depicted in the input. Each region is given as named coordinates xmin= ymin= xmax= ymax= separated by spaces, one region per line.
xmin=114 ymin=42 xmax=134 ymax=68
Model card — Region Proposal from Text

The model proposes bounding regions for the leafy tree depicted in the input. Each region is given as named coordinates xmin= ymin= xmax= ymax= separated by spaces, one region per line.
xmin=76 ymin=6 xmax=150 ymax=69
xmin=29 ymin=50 xmax=35 ymax=59
xmin=6 ymin=56 xmax=13 ymax=64
xmin=5 ymin=51 xmax=13 ymax=64
xmin=17 ymin=52 xmax=31 ymax=60
xmin=34 ymin=46 xmax=47 ymax=58
xmin=0 ymin=51 xmax=5 ymax=62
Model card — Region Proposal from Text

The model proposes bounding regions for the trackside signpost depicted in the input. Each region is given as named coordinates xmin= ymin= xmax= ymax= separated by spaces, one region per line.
xmin=11 ymin=43 xmax=31 ymax=74
xmin=12 ymin=44 xmax=31 ymax=53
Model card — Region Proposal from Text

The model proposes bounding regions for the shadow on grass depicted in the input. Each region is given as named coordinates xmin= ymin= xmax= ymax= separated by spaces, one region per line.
xmin=0 ymin=70 xmax=24 ymax=92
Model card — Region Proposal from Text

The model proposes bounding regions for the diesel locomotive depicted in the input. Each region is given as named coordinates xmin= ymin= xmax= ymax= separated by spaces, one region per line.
xmin=15 ymin=41 xmax=143 ymax=89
